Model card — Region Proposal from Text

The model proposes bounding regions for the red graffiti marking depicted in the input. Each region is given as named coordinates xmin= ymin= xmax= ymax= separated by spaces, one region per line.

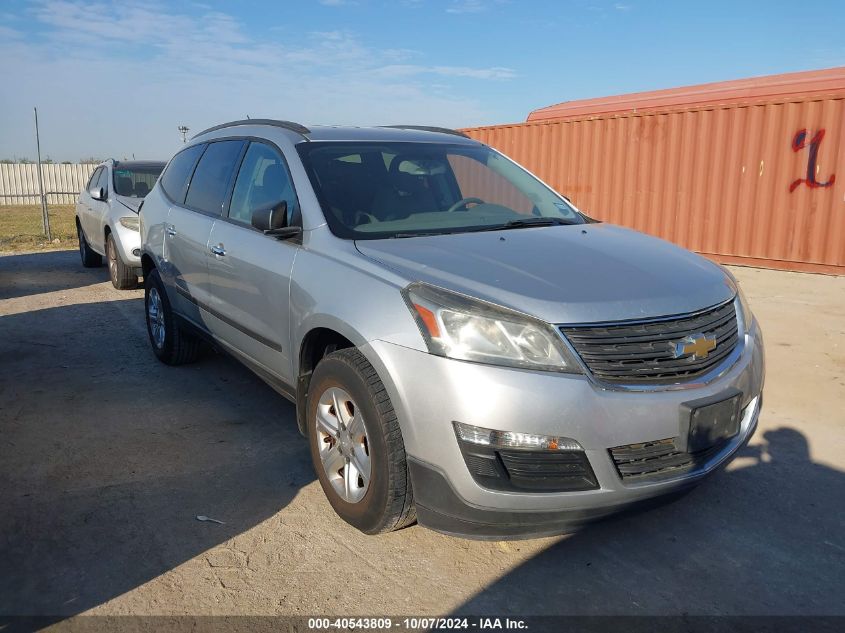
xmin=789 ymin=128 xmax=835 ymax=192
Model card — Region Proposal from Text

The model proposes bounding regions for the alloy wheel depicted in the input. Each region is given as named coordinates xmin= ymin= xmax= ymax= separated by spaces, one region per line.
xmin=315 ymin=386 xmax=371 ymax=503
xmin=108 ymin=238 xmax=118 ymax=284
xmin=147 ymin=287 xmax=166 ymax=349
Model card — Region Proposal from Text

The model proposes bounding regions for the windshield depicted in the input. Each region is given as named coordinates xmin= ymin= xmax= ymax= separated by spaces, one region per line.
xmin=297 ymin=142 xmax=585 ymax=239
xmin=113 ymin=165 xmax=164 ymax=198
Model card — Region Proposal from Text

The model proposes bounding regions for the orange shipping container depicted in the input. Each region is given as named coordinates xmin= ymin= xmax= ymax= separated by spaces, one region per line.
xmin=463 ymin=67 xmax=845 ymax=275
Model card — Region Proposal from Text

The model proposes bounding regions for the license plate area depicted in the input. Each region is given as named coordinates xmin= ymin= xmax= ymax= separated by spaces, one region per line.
xmin=680 ymin=389 xmax=742 ymax=453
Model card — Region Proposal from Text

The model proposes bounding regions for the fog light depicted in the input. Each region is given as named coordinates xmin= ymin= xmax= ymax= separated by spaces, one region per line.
xmin=453 ymin=421 xmax=582 ymax=451
xmin=132 ymin=248 xmax=141 ymax=256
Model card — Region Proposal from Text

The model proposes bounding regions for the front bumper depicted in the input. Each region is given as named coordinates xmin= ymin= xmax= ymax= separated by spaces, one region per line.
xmin=362 ymin=318 xmax=764 ymax=538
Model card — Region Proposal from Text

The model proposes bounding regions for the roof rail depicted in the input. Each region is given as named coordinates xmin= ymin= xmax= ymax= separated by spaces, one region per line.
xmin=192 ymin=119 xmax=310 ymax=139
xmin=381 ymin=125 xmax=470 ymax=139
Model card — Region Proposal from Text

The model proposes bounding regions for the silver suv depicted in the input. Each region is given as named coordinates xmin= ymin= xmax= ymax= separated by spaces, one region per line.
xmin=140 ymin=120 xmax=764 ymax=538
xmin=76 ymin=159 xmax=165 ymax=288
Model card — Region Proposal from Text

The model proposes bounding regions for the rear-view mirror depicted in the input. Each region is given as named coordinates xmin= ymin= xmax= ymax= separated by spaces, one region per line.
xmin=251 ymin=200 xmax=301 ymax=239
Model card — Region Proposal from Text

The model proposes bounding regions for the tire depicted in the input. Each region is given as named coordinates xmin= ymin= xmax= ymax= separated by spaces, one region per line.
xmin=144 ymin=268 xmax=200 ymax=365
xmin=77 ymin=220 xmax=102 ymax=268
xmin=307 ymin=348 xmax=416 ymax=534
xmin=106 ymin=233 xmax=138 ymax=290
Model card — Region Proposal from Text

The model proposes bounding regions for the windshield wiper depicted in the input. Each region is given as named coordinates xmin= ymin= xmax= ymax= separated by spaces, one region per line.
xmin=468 ymin=217 xmax=576 ymax=232
xmin=388 ymin=218 xmax=574 ymax=238
xmin=391 ymin=231 xmax=454 ymax=238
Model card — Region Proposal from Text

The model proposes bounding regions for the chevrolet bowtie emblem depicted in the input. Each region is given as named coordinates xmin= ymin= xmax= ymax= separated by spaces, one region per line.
xmin=674 ymin=333 xmax=717 ymax=360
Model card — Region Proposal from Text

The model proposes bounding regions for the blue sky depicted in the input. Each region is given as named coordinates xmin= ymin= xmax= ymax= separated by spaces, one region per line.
xmin=1 ymin=0 xmax=843 ymax=162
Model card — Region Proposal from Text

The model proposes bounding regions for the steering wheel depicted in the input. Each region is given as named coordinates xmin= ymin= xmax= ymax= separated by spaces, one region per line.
xmin=446 ymin=197 xmax=485 ymax=213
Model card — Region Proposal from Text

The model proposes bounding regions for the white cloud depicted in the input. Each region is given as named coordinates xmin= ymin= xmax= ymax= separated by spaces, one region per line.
xmin=374 ymin=64 xmax=516 ymax=80
xmin=446 ymin=0 xmax=507 ymax=14
xmin=0 ymin=1 xmax=515 ymax=161
xmin=447 ymin=0 xmax=487 ymax=13
xmin=0 ymin=25 xmax=23 ymax=40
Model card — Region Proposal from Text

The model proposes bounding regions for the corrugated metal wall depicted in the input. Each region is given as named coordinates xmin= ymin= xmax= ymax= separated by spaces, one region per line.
xmin=0 ymin=163 xmax=96 ymax=205
xmin=464 ymin=95 xmax=845 ymax=275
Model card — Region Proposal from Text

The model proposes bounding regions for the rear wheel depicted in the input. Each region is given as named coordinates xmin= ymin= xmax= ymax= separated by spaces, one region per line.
xmin=144 ymin=268 xmax=200 ymax=365
xmin=107 ymin=233 xmax=138 ymax=289
xmin=77 ymin=221 xmax=102 ymax=268
xmin=307 ymin=348 xmax=416 ymax=534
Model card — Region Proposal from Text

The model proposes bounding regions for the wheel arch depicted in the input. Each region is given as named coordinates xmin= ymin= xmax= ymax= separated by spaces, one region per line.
xmin=296 ymin=324 xmax=362 ymax=436
xmin=141 ymin=252 xmax=156 ymax=280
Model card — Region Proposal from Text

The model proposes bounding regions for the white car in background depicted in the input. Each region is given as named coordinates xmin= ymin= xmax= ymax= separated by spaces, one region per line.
xmin=76 ymin=159 xmax=165 ymax=289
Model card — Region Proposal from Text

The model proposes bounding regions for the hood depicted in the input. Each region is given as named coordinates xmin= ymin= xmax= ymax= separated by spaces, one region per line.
xmin=115 ymin=195 xmax=143 ymax=213
xmin=355 ymin=223 xmax=735 ymax=324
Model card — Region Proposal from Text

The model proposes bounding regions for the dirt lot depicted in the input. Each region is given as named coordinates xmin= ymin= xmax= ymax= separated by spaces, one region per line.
xmin=1 ymin=250 xmax=843 ymax=620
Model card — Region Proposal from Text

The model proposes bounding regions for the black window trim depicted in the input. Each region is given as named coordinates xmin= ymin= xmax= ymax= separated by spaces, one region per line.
xmin=160 ymin=136 xmax=304 ymax=238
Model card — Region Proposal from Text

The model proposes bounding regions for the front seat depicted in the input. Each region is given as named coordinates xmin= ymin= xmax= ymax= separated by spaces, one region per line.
xmin=117 ymin=176 xmax=133 ymax=196
xmin=134 ymin=181 xmax=150 ymax=197
xmin=371 ymin=169 xmax=438 ymax=221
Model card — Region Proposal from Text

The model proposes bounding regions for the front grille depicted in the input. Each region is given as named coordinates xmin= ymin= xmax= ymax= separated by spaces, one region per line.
xmin=560 ymin=299 xmax=739 ymax=384
xmin=609 ymin=437 xmax=727 ymax=481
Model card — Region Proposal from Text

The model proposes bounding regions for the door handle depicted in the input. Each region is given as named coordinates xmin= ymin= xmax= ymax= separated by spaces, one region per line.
xmin=165 ymin=224 xmax=176 ymax=237
xmin=210 ymin=244 xmax=226 ymax=257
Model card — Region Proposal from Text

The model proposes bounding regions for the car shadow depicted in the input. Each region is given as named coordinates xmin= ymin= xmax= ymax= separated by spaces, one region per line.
xmin=0 ymin=250 xmax=110 ymax=300
xmin=0 ymin=297 xmax=314 ymax=617
xmin=451 ymin=427 xmax=845 ymax=616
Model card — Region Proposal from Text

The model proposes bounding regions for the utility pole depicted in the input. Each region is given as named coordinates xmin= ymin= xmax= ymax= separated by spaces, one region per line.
xmin=178 ymin=125 xmax=190 ymax=143
xmin=34 ymin=107 xmax=51 ymax=241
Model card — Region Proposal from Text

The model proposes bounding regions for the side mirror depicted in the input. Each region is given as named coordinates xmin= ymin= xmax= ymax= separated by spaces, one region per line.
xmin=91 ymin=187 xmax=106 ymax=201
xmin=251 ymin=200 xmax=302 ymax=239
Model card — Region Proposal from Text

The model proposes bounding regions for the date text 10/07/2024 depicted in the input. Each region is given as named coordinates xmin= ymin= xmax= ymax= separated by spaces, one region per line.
xmin=307 ymin=617 xmax=528 ymax=630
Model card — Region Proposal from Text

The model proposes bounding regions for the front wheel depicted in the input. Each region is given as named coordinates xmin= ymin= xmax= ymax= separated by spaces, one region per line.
xmin=307 ymin=348 xmax=416 ymax=534
xmin=107 ymin=233 xmax=138 ymax=289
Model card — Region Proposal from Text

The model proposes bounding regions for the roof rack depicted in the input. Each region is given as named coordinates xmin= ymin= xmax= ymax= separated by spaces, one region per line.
xmin=192 ymin=119 xmax=310 ymax=140
xmin=381 ymin=125 xmax=470 ymax=139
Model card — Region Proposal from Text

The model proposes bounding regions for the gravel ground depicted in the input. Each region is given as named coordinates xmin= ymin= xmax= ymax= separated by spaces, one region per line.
xmin=1 ymin=250 xmax=843 ymax=621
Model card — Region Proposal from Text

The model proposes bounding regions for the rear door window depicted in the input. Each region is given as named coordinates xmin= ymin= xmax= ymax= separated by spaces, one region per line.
xmin=185 ymin=140 xmax=246 ymax=216
xmin=160 ymin=144 xmax=206 ymax=204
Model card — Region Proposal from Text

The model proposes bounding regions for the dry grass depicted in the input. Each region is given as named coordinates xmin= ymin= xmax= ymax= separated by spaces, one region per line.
xmin=0 ymin=205 xmax=78 ymax=252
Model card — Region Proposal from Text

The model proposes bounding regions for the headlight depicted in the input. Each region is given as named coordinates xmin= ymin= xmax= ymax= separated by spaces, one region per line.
xmin=720 ymin=265 xmax=754 ymax=333
xmin=454 ymin=421 xmax=583 ymax=451
xmin=119 ymin=216 xmax=140 ymax=231
xmin=735 ymin=282 xmax=754 ymax=334
xmin=402 ymin=282 xmax=581 ymax=373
